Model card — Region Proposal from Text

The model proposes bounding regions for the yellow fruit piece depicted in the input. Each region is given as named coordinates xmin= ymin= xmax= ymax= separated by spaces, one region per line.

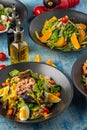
xmin=0 ymin=88 xmax=4 ymax=97
xmin=78 ymin=29 xmax=86 ymax=43
xmin=45 ymin=92 xmax=61 ymax=103
xmin=40 ymin=29 xmax=52 ymax=42
xmin=71 ymin=33 xmax=80 ymax=49
xmin=0 ymin=86 xmax=9 ymax=97
xmin=46 ymin=59 xmax=56 ymax=67
xmin=42 ymin=16 xmax=57 ymax=34
xmin=46 ymin=59 xmax=53 ymax=65
xmin=34 ymin=54 xmax=41 ymax=62
xmin=76 ymin=23 xmax=86 ymax=30
xmin=48 ymin=16 xmax=57 ymax=23
xmin=54 ymin=36 xmax=65 ymax=47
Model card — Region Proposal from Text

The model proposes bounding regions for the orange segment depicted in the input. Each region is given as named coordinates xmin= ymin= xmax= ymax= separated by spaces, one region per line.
xmin=76 ymin=23 xmax=86 ymax=30
xmin=78 ymin=29 xmax=86 ymax=43
xmin=46 ymin=59 xmax=53 ymax=65
xmin=40 ymin=29 xmax=52 ymax=42
xmin=54 ymin=36 xmax=65 ymax=47
xmin=71 ymin=33 xmax=80 ymax=49
xmin=46 ymin=59 xmax=56 ymax=67
xmin=34 ymin=54 xmax=41 ymax=62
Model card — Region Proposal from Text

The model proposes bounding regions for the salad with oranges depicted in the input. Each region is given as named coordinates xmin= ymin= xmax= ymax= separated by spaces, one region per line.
xmin=35 ymin=16 xmax=87 ymax=51
xmin=0 ymin=69 xmax=61 ymax=121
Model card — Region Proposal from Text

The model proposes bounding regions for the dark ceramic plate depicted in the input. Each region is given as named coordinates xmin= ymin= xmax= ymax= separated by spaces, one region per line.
xmin=0 ymin=0 xmax=28 ymax=22
xmin=29 ymin=9 xmax=87 ymax=52
xmin=0 ymin=62 xmax=73 ymax=123
xmin=72 ymin=53 xmax=87 ymax=97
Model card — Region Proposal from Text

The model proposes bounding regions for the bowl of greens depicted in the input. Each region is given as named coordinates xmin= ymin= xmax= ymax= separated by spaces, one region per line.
xmin=29 ymin=9 xmax=87 ymax=52
xmin=0 ymin=0 xmax=28 ymax=33
xmin=72 ymin=53 xmax=87 ymax=97
xmin=0 ymin=62 xmax=73 ymax=123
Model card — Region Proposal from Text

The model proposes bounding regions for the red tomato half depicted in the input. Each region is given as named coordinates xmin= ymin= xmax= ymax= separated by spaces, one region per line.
xmin=61 ymin=16 xmax=68 ymax=23
xmin=0 ymin=52 xmax=6 ymax=61
xmin=0 ymin=65 xmax=6 ymax=70
xmin=0 ymin=24 xmax=6 ymax=31
xmin=33 ymin=6 xmax=45 ymax=16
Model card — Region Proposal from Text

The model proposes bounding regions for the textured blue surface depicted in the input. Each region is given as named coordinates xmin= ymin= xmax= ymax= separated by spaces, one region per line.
xmin=0 ymin=0 xmax=87 ymax=130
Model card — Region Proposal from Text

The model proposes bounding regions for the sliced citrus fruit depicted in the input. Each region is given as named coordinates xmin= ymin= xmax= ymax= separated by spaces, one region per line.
xmin=0 ymin=88 xmax=4 ymax=97
xmin=46 ymin=59 xmax=56 ymax=67
xmin=78 ymin=29 xmax=86 ymax=43
xmin=40 ymin=29 xmax=52 ymax=42
xmin=54 ymin=36 xmax=65 ymax=47
xmin=46 ymin=59 xmax=53 ymax=65
xmin=76 ymin=23 xmax=86 ymax=30
xmin=0 ymin=86 xmax=9 ymax=97
xmin=34 ymin=54 xmax=41 ymax=62
xmin=71 ymin=33 xmax=80 ymax=49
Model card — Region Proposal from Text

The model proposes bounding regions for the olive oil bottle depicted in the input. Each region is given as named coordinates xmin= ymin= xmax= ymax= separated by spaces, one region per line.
xmin=7 ymin=4 xmax=17 ymax=55
xmin=10 ymin=19 xmax=29 ymax=64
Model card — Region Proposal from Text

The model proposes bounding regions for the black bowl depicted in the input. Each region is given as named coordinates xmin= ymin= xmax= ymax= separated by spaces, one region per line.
xmin=71 ymin=53 xmax=87 ymax=97
xmin=0 ymin=0 xmax=28 ymax=22
xmin=0 ymin=62 xmax=73 ymax=123
xmin=29 ymin=9 xmax=87 ymax=52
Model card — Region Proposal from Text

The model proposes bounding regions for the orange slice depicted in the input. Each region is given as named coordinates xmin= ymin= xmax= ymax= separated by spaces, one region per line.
xmin=54 ymin=36 xmax=65 ymax=47
xmin=40 ymin=29 xmax=52 ymax=42
xmin=76 ymin=23 xmax=86 ymax=30
xmin=46 ymin=59 xmax=56 ymax=67
xmin=34 ymin=54 xmax=41 ymax=62
xmin=71 ymin=33 xmax=80 ymax=49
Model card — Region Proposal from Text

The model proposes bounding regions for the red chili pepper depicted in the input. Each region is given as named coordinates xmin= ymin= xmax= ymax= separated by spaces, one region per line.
xmin=0 ymin=52 xmax=6 ymax=61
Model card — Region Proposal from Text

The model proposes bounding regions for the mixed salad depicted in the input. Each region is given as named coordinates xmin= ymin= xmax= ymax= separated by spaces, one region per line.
xmin=0 ymin=4 xmax=12 ymax=33
xmin=82 ymin=60 xmax=87 ymax=91
xmin=35 ymin=16 xmax=87 ymax=51
xmin=0 ymin=69 xmax=61 ymax=121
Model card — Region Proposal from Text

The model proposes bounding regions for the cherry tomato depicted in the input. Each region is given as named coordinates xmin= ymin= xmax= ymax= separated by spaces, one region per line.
xmin=61 ymin=16 xmax=68 ymax=23
xmin=6 ymin=17 xmax=10 ymax=22
xmin=33 ymin=6 xmax=45 ymax=16
xmin=0 ymin=65 xmax=6 ymax=70
xmin=63 ymin=42 xmax=68 ymax=46
xmin=85 ymin=85 xmax=87 ymax=91
xmin=43 ymin=107 xmax=50 ymax=113
xmin=0 ymin=52 xmax=6 ymax=61
xmin=0 ymin=24 xmax=6 ymax=31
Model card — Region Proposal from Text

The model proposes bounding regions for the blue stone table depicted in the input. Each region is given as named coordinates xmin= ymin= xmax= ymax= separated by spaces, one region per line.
xmin=0 ymin=0 xmax=87 ymax=130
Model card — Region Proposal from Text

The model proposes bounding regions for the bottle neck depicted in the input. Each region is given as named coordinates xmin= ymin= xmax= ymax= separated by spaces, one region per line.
xmin=10 ymin=19 xmax=16 ymax=28
xmin=14 ymin=32 xmax=24 ymax=42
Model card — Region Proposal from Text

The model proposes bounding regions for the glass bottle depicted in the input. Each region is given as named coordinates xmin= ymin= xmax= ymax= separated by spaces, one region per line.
xmin=10 ymin=19 xmax=29 ymax=64
xmin=7 ymin=4 xmax=17 ymax=55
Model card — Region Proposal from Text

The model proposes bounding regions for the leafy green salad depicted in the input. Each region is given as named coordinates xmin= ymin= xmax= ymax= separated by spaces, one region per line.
xmin=35 ymin=16 xmax=87 ymax=51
